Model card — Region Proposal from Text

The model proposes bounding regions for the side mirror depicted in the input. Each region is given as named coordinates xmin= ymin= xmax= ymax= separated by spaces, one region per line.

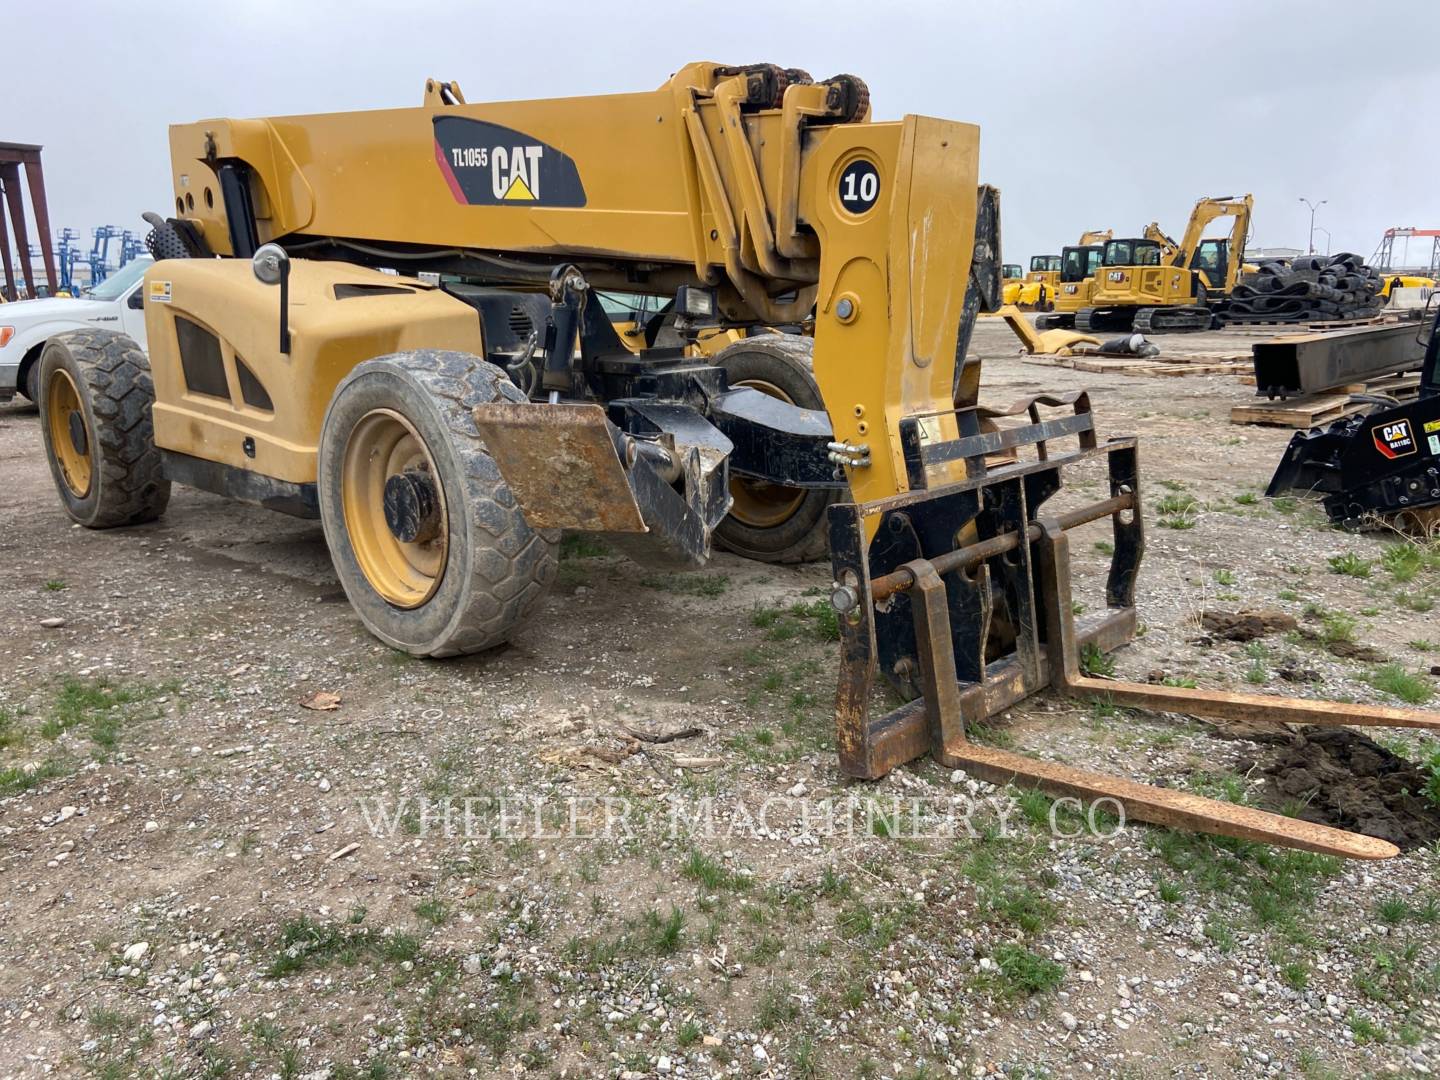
xmin=251 ymin=243 xmax=289 ymax=285
xmin=127 ymin=289 xmax=144 ymax=310
xmin=251 ymin=244 xmax=291 ymax=354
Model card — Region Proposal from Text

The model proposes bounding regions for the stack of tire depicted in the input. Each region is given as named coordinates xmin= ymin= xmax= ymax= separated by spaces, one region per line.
xmin=1221 ymin=252 xmax=1383 ymax=325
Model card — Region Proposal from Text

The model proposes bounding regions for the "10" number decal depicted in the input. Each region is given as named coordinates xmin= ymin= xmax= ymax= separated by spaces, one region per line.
xmin=838 ymin=160 xmax=880 ymax=214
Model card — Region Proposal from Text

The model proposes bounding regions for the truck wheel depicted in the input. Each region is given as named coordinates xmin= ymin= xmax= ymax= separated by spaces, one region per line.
xmin=317 ymin=350 xmax=558 ymax=657
xmin=38 ymin=329 xmax=171 ymax=528
xmin=711 ymin=335 xmax=837 ymax=564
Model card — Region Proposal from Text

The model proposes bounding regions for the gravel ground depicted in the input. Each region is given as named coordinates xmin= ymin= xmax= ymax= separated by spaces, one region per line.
xmin=1 ymin=319 xmax=1437 ymax=1080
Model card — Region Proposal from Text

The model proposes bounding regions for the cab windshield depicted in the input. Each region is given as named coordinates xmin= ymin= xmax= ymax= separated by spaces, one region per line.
xmin=86 ymin=256 xmax=153 ymax=302
xmin=1060 ymin=246 xmax=1103 ymax=282
xmin=1029 ymin=255 xmax=1060 ymax=273
xmin=1002 ymin=263 xmax=1023 ymax=280
xmin=1103 ymin=240 xmax=1161 ymax=267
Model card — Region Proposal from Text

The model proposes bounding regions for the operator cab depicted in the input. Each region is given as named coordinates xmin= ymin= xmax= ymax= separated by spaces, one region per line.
xmin=1102 ymin=239 xmax=1163 ymax=268
xmin=1189 ymin=238 xmax=1232 ymax=291
xmin=1002 ymin=263 xmax=1023 ymax=280
xmin=1060 ymin=245 xmax=1103 ymax=282
xmin=1029 ymin=255 xmax=1061 ymax=273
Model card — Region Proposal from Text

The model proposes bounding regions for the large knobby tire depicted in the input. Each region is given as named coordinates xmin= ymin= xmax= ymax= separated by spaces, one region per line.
xmin=38 ymin=329 xmax=171 ymax=528
xmin=711 ymin=335 xmax=837 ymax=564
xmin=317 ymin=350 xmax=558 ymax=657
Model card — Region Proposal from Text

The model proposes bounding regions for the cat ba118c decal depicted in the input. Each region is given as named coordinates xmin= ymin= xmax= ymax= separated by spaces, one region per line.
xmin=432 ymin=116 xmax=586 ymax=208
xmin=1372 ymin=418 xmax=1418 ymax=460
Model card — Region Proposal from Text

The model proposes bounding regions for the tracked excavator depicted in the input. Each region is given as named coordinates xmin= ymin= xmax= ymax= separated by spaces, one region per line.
xmin=1018 ymin=231 xmax=1112 ymax=315
xmin=1076 ymin=195 xmax=1252 ymax=333
xmin=35 ymin=65 xmax=1440 ymax=859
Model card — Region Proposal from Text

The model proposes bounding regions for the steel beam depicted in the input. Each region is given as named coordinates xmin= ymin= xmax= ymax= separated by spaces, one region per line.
xmin=1252 ymin=322 xmax=1427 ymax=398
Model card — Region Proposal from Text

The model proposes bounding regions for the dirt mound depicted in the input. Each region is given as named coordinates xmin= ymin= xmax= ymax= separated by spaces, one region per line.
xmin=1199 ymin=609 xmax=1297 ymax=642
xmin=1238 ymin=727 xmax=1440 ymax=851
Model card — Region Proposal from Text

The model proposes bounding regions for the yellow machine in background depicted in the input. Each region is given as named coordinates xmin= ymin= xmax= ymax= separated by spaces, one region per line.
xmin=1080 ymin=194 xmax=1253 ymax=332
xmin=1017 ymin=231 xmax=1112 ymax=313
xmin=1035 ymin=241 xmax=1107 ymax=329
xmin=33 ymin=66 xmax=1440 ymax=859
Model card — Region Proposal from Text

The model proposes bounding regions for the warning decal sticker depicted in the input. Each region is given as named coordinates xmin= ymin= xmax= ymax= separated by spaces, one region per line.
xmin=148 ymin=280 xmax=172 ymax=304
xmin=432 ymin=117 xmax=586 ymax=208
xmin=1373 ymin=418 xmax=1417 ymax=460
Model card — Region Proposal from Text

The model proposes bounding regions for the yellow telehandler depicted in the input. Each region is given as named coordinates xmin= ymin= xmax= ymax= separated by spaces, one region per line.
xmin=35 ymin=66 xmax=1437 ymax=858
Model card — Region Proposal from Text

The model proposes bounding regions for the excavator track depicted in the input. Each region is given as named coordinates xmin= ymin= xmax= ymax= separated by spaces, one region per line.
xmin=1034 ymin=313 xmax=1073 ymax=330
xmin=1074 ymin=308 xmax=1135 ymax=334
xmin=1132 ymin=305 xmax=1214 ymax=333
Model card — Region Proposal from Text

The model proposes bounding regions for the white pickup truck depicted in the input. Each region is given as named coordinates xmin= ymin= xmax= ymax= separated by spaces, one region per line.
xmin=0 ymin=256 xmax=152 ymax=403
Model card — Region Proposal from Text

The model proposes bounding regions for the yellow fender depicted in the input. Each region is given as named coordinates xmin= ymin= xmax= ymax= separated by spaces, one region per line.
xmin=997 ymin=305 xmax=1099 ymax=356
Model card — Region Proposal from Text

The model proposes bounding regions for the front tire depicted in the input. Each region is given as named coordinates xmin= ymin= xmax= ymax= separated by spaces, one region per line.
xmin=710 ymin=335 xmax=837 ymax=565
xmin=38 ymin=329 xmax=170 ymax=528
xmin=317 ymin=350 xmax=557 ymax=657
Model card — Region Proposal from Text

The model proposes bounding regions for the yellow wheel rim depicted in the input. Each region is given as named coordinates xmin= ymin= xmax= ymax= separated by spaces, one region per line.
xmin=726 ymin=377 xmax=806 ymax=529
xmin=47 ymin=368 xmax=93 ymax=499
xmin=341 ymin=409 xmax=448 ymax=609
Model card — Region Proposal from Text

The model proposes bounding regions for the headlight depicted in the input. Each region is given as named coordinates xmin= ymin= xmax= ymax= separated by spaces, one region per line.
xmin=0 ymin=326 xmax=14 ymax=349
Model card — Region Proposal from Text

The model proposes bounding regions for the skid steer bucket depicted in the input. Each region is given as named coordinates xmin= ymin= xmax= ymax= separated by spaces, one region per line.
xmin=827 ymin=394 xmax=1440 ymax=860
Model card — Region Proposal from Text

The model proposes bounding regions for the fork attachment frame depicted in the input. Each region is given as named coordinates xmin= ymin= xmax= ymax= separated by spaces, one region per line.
xmin=828 ymin=394 xmax=1440 ymax=860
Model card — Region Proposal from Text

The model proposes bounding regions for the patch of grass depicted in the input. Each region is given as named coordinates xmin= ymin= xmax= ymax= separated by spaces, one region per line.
xmin=683 ymin=848 xmax=747 ymax=892
xmin=1234 ymin=492 xmax=1258 ymax=506
xmin=677 ymin=1020 xmax=702 ymax=1048
xmin=1161 ymin=675 xmax=1197 ymax=689
xmin=750 ymin=600 xmax=839 ymax=644
xmin=755 ymin=981 xmax=799 ymax=1029
xmin=988 ymin=943 xmax=1064 ymax=999
xmin=1155 ymin=492 xmax=1198 ymax=530
xmin=37 ymin=676 xmax=174 ymax=754
xmin=1213 ymin=568 xmax=1237 ymax=587
xmin=1244 ymin=661 xmax=1268 ymax=685
xmin=44 ymin=579 xmax=67 ymax=591
xmin=1316 ymin=610 xmax=1357 ymax=646
xmin=559 ymin=534 xmax=608 ymax=559
xmin=1382 ymin=544 xmax=1425 ymax=583
xmin=1327 ymin=552 xmax=1372 ymax=578
xmin=1152 ymin=828 xmax=1342 ymax=939
xmin=641 ymin=906 xmax=685 ymax=955
xmin=1395 ymin=590 xmax=1434 ymax=613
xmin=265 ymin=910 xmax=418 ymax=978
xmin=640 ymin=573 xmax=729 ymax=597
xmin=1346 ymin=1012 xmax=1386 ymax=1044
xmin=1079 ymin=642 xmax=1116 ymax=678
xmin=1280 ymin=959 xmax=1311 ymax=991
xmin=1376 ymin=896 xmax=1411 ymax=925
xmin=0 ymin=757 xmax=71 ymax=797
xmin=1366 ymin=664 xmax=1433 ymax=705
xmin=1157 ymin=878 xmax=1183 ymax=904
xmin=1408 ymin=639 xmax=1436 ymax=652
xmin=1094 ymin=540 xmax=1114 ymax=556
xmin=414 ymin=898 xmax=450 ymax=927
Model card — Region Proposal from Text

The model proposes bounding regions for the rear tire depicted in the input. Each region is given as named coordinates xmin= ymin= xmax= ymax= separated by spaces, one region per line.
xmin=38 ymin=329 xmax=170 ymax=528
xmin=711 ymin=335 xmax=837 ymax=564
xmin=317 ymin=350 xmax=558 ymax=657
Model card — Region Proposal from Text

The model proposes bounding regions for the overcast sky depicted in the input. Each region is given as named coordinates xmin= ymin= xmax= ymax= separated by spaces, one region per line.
xmin=9 ymin=0 xmax=1440 ymax=272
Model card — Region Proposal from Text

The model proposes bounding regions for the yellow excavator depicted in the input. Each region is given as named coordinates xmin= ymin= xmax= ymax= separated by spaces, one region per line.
xmin=1077 ymin=194 xmax=1253 ymax=332
xmin=33 ymin=66 xmax=1439 ymax=858
xmin=1012 ymin=231 xmax=1112 ymax=312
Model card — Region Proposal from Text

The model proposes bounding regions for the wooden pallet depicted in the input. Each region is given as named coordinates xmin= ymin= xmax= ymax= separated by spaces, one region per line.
xmin=1025 ymin=356 xmax=1250 ymax=377
xmin=1220 ymin=314 xmax=1409 ymax=332
xmin=1230 ymin=374 xmax=1420 ymax=428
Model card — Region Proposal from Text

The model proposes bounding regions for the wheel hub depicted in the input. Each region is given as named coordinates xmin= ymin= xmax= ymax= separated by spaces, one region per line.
xmin=340 ymin=408 xmax=448 ymax=609
xmin=67 ymin=410 xmax=88 ymax=457
xmin=383 ymin=468 xmax=442 ymax=544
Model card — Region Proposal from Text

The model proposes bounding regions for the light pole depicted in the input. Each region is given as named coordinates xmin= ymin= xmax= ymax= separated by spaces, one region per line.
xmin=1313 ymin=226 xmax=1331 ymax=256
xmin=1298 ymin=197 xmax=1326 ymax=254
